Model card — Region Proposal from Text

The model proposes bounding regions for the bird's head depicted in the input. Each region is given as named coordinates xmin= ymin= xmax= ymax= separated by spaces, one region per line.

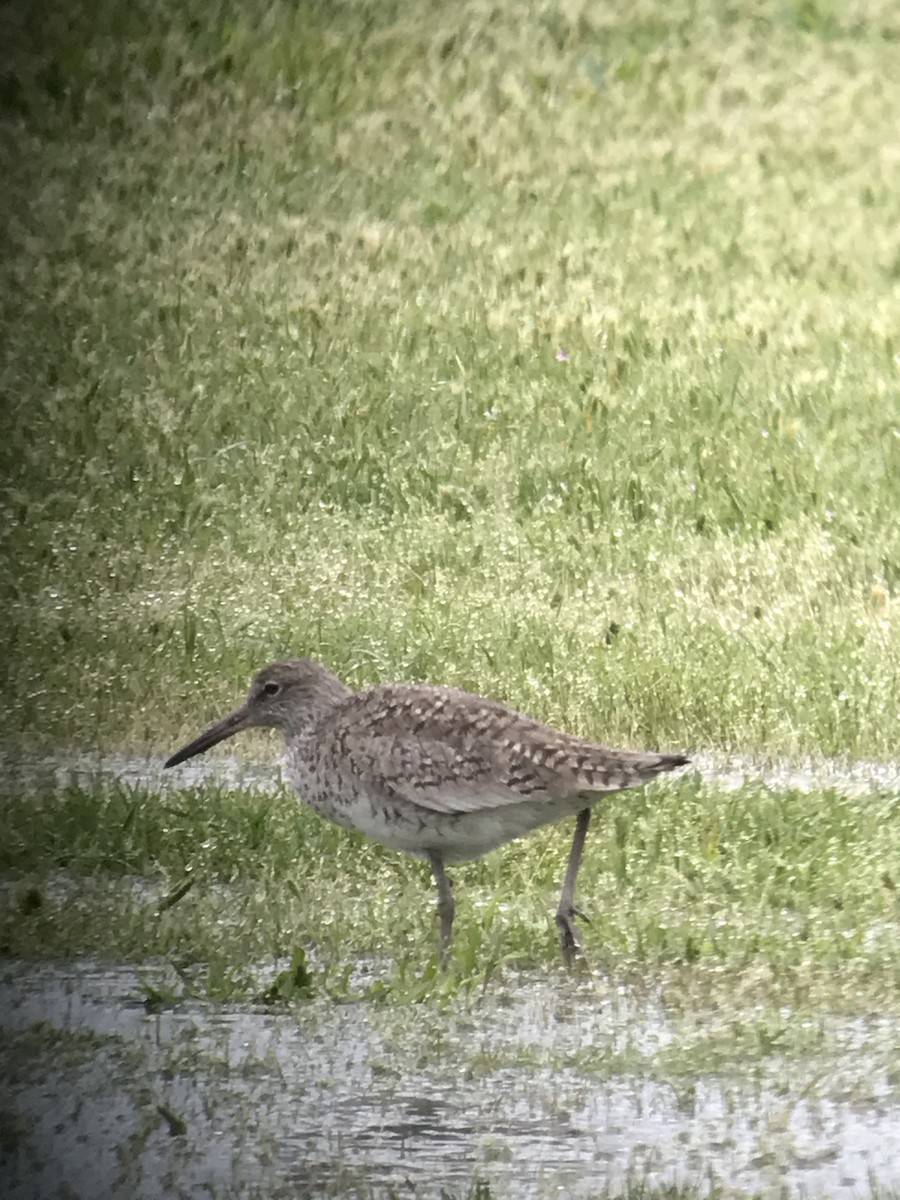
xmin=164 ymin=658 xmax=350 ymax=767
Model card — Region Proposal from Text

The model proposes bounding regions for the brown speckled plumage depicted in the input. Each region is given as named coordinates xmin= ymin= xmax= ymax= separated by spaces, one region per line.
xmin=165 ymin=658 xmax=688 ymax=963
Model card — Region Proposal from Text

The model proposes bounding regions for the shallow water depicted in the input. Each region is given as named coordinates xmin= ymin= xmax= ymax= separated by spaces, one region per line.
xmin=3 ymin=746 xmax=900 ymax=801
xmin=1 ymin=960 xmax=899 ymax=1199
xmin=0 ymin=748 xmax=282 ymax=798
xmin=3 ymin=750 xmax=900 ymax=1196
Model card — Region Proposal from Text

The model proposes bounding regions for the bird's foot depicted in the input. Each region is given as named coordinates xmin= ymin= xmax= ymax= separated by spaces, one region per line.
xmin=556 ymin=905 xmax=590 ymax=966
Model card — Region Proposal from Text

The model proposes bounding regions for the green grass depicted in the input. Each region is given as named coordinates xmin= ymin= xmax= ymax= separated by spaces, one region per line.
xmin=1 ymin=0 xmax=900 ymax=756
xmin=3 ymin=773 xmax=899 ymax=1021
xmin=3 ymin=0 xmax=900 ymax=1129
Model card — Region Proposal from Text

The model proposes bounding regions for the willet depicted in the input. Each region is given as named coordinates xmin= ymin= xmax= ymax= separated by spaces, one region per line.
xmin=165 ymin=658 xmax=688 ymax=963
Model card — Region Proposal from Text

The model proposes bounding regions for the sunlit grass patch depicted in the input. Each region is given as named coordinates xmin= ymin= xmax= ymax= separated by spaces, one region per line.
xmin=1 ymin=0 xmax=900 ymax=761
xmin=7 ymin=504 xmax=900 ymax=759
xmin=2 ymin=773 xmax=899 ymax=1019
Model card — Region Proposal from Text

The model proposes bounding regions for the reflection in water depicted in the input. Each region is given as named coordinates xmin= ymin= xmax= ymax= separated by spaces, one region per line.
xmin=3 ymin=750 xmax=900 ymax=1195
xmin=1 ymin=960 xmax=899 ymax=1198
xmin=4 ymin=747 xmax=900 ymax=801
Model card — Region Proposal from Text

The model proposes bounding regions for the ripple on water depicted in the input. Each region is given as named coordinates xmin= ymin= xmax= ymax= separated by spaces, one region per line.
xmin=1 ymin=961 xmax=899 ymax=1198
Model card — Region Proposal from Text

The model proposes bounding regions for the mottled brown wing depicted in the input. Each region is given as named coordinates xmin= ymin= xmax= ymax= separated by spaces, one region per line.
xmin=333 ymin=733 xmax=542 ymax=814
xmin=325 ymin=683 xmax=686 ymax=816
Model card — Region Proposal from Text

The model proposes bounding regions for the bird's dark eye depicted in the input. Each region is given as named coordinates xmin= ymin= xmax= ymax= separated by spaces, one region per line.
xmin=262 ymin=681 xmax=281 ymax=697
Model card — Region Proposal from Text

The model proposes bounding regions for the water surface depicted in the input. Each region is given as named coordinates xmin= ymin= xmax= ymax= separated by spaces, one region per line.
xmin=2 ymin=960 xmax=899 ymax=1198
xmin=4 ymin=746 xmax=900 ymax=800
xmin=3 ymin=749 xmax=900 ymax=1196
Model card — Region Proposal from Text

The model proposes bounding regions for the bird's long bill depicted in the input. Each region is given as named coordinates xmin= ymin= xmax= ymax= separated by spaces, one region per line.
xmin=164 ymin=705 xmax=254 ymax=768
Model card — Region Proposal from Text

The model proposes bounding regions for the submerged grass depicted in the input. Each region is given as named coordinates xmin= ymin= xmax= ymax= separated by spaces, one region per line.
xmin=1 ymin=1014 xmax=842 ymax=1199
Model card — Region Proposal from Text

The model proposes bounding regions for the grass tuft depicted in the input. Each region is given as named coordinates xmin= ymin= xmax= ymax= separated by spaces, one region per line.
xmin=2 ymin=774 xmax=899 ymax=1017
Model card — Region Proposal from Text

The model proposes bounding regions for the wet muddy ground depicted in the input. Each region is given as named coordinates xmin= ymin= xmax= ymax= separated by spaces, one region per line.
xmin=3 ymin=753 xmax=900 ymax=1198
xmin=2 ymin=958 xmax=899 ymax=1198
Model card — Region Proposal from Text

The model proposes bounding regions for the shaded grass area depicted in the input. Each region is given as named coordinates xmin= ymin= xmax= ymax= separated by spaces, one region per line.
xmin=1 ymin=0 xmax=900 ymax=756
xmin=3 ymin=774 xmax=899 ymax=1021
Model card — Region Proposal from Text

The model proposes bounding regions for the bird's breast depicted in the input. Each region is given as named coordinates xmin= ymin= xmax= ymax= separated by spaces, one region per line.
xmin=283 ymin=750 xmax=587 ymax=862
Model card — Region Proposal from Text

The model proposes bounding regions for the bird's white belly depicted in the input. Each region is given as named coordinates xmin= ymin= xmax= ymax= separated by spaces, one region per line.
xmin=325 ymin=797 xmax=571 ymax=862
xmin=285 ymin=757 xmax=584 ymax=862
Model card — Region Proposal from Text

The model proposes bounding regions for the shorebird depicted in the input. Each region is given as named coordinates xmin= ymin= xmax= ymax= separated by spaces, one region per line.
xmin=165 ymin=659 xmax=688 ymax=963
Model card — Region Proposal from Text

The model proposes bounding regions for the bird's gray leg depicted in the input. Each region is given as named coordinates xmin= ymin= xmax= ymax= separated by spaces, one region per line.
xmin=427 ymin=851 xmax=455 ymax=964
xmin=556 ymin=807 xmax=592 ymax=965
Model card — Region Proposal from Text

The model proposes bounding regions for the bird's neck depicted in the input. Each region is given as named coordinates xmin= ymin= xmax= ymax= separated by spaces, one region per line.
xmin=283 ymin=670 xmax=353 ymax=740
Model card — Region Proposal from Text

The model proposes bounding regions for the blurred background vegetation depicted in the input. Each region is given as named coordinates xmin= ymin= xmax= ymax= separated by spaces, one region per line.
xmin=2 ymin=0 xmax=899 ymax=756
